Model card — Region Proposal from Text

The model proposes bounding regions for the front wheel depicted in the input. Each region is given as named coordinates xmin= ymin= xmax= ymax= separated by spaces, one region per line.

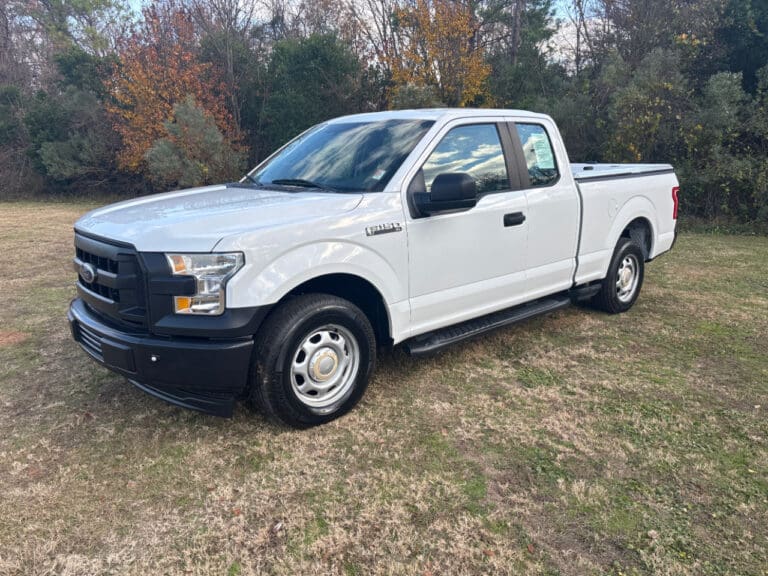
xmin=593 ymin=238 xmax=645 ymax=314
xmin=249 ymin=294 xmax=376 ymax=428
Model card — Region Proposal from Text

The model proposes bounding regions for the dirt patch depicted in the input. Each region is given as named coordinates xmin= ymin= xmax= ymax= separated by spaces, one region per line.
xmin=0 ymin=331 xmax=28 ymax=347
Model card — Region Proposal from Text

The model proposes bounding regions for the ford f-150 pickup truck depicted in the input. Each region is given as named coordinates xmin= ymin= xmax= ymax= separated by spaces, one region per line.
xmin=68 ymin=108 xmax=679 ymax=427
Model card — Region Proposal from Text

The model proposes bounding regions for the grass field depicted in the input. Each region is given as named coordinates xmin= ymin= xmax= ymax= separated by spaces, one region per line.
xmin=1 ymin=202 xmax=766 ymax=576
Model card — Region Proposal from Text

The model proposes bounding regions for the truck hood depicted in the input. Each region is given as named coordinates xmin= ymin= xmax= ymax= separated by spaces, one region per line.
xmin=75 ymin=184 xmax=363 ymax=252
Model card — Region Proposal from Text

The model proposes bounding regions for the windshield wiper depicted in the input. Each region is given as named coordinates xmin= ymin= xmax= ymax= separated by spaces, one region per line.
xmin=234 ymin=174 xmax=264 ymax=187
xmin=269 ymin=178 xmax=338 ymax=192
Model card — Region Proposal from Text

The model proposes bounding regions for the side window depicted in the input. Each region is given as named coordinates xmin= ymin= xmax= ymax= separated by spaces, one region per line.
xmin=516 ymin=124 xmax=559 ymax=187
xmin=420 ymin=124 xmax=510 ymax=195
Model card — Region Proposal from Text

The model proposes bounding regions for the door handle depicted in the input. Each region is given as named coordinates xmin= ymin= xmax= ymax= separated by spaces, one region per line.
xmin=503 ymin=212 xmax=526 ymax=227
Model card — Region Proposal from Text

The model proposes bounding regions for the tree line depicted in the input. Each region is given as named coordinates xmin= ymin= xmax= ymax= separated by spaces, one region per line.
xmin=1 ymin=0 xmax=766 ymax=229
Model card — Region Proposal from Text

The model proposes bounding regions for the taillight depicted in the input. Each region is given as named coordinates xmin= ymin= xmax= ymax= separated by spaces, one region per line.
xmin=672 ymin=186 xmax=679 ymax=220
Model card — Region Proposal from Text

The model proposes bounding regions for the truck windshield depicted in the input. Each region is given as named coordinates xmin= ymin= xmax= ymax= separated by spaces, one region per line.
xmin=248 ymin=119 xmax=434 ymax=192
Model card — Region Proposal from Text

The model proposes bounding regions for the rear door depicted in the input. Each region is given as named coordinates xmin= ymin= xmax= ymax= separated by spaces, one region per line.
xmin=404 ymin=119 xmax=530 ymax=336
xmin=510 ymin=120 xmax=580 ymax=298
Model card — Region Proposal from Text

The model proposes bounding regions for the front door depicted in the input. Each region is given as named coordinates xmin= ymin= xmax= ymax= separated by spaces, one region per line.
xmin=405 ymin=121 xmax=529 ymax=336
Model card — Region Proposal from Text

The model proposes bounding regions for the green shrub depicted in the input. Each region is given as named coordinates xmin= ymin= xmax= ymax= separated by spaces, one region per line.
xmin=145 ymin=96 xmax=245 ymax=189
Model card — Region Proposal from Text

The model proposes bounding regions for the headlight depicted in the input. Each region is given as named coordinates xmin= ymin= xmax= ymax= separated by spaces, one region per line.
xmin=165 ymin=253 xmax=244 ymax=315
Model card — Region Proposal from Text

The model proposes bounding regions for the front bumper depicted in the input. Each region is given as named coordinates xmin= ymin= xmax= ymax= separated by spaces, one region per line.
xmin=67 ymin=298 xmax=254 ymax=416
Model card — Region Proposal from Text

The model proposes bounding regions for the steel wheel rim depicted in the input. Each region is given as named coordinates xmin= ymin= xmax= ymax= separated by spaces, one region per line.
xmin=289 ymin=324 xmax=360 ymax=411
xmin=616 ymin=254 xmax=640 ymax=303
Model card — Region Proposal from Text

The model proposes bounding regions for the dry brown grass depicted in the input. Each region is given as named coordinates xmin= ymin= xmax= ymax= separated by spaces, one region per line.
xmin=1 ymin=202 xmax=767 ymax=575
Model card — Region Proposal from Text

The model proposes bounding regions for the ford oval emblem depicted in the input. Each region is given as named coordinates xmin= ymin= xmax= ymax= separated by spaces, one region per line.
xmin=80 ymin=262 xmax=97 ymax=284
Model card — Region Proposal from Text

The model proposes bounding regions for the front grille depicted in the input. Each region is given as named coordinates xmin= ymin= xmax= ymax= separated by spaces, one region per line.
xmin=76 ymin=322 xmax=103 ymax=360
xmin=76 ymin=246 xmax=121 ymax=301
xmin=75 ymin=248 xmax=119 ymax=274
xmin=74 ymin=234 xmax=147 ymax=328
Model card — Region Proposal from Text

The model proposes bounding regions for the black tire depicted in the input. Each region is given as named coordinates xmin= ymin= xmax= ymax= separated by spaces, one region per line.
xmin=249 ymin=294 xmax=376 ymax=428
xmin=593 ymin=238 xmax=645 ymax=314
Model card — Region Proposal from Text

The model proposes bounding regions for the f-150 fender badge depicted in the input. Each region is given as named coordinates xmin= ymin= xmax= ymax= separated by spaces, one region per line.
xmin=365 ymin=223 xmax=402 ymax=236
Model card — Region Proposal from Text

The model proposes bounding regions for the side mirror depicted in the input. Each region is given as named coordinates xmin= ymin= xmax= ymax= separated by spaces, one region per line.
xmin=414 ymin=173 xmax=477 ymax=216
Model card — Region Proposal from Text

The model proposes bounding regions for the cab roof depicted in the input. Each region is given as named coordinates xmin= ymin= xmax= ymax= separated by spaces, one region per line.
xmin=328 ymin=108 xmax=551 ymax=124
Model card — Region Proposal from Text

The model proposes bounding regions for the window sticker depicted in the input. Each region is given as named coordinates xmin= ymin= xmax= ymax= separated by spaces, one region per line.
xmin=516 ymin=123 xmax=559 ymax=187
xmin=529 ymin=133 xmax=555 ymax=170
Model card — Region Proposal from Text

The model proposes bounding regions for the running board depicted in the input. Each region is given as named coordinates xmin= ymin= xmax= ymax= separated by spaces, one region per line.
xmin=403 ymin=296 xmax=571 ymax=357
xmin=569 ymin=282 xmax=601 ymax=302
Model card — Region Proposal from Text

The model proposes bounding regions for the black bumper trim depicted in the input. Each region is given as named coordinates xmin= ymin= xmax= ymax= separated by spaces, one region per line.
xmin=128 ymin=379 xmax=239 ymax=417
xmin=68 ymin=298 xmax=255 ymax=417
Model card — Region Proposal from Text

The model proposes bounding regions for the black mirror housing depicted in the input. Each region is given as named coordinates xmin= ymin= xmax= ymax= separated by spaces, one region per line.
xmin=431 ymin=173 xmax=477 ymax=202
xmin=414 ymin=172 xmax=477 ymax=216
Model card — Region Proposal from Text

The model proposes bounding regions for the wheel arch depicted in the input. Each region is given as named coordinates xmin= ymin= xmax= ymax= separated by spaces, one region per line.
xmin=283 ymin=273 xmax=392 ymax=346
xmin=606 ymin=197 xmax=658 ymax=262
xmin=620 ymin=216 xmax=654 ymax=260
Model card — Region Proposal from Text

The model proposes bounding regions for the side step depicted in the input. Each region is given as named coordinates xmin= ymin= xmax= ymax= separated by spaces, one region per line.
xmin=569 ymin=282 xmax=601 ymax=302
xmin=403 ymin=295 xmax=571 ymax=357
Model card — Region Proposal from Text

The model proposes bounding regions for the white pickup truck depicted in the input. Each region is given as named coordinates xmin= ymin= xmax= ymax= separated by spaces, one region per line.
xmin=68 ymin=109 xmax=679 ymax=427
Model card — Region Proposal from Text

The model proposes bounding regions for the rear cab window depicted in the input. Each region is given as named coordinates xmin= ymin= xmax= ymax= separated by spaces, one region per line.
xmin=515 ymin=123 xmax=559 ymax=187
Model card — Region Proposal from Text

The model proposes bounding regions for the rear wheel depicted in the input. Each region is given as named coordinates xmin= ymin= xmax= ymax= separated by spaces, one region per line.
xmin=593 ymin=238 xmax=645 ymax=314
xmin=249 ymin=294 xmax=376 ymax=428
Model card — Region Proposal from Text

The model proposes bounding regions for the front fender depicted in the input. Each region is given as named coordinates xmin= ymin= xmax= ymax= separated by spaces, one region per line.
xmin=226 ymin=240 xmax=406 ymax=309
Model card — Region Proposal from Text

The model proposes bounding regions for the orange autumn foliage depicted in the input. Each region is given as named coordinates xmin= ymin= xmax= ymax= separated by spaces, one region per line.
xmin=106 ymin=2 xmax=239 ymax=173
xmin=387 ymin=0 xmax=490 ymax=106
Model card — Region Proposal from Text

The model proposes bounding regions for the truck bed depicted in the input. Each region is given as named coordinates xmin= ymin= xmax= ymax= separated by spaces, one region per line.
xmin=572 ymin=162 xmax=678 ymax=287
xmin=572 ymin=163 xmax=674 ymax=181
